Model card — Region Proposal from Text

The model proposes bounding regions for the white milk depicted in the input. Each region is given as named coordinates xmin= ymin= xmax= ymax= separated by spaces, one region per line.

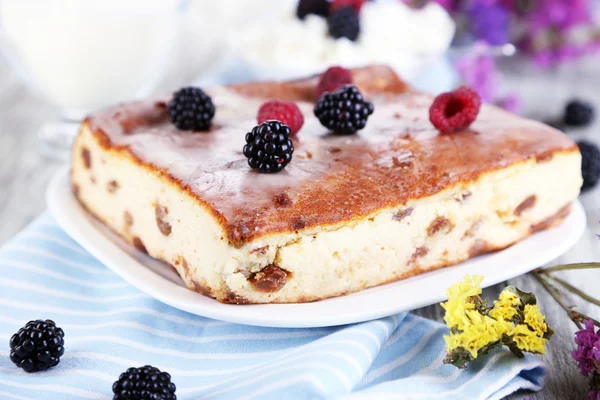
xmin=0 ymin=0 xmax=181 ymax=113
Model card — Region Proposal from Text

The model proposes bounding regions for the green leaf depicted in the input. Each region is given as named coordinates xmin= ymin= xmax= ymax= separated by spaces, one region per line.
xmin=502 ymin=335 xmax=525 ymax=359
xmin=543 ymin=325 xmax=555 ymax=340
xmin=470 ymin=295 xmax=492 ymax=315
xmin=444 ymin=347 xmax=474 ymax=369
xmin=504 ymin=286 xmax=537 ymax=305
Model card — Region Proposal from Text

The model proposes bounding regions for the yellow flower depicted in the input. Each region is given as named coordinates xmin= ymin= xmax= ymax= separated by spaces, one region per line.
xmin=445 ymin=311 xmax=513 ymax=358
xmin=445 ymin=275 xmax=484 ymax=301
xmin=442 ymin=299 xmax=473 ymax=331
xmin=523 ymin=304 xmax=548 ymax=336
xmin=490 ymin=290 xmax=520 ymax=321
xmin=441 ymin=275 xmax=485 ymax=330
xmin=513 ymin=324 xmax=547 ymax=354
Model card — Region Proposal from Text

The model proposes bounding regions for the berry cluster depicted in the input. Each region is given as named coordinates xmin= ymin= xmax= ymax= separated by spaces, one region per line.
xmin=316 ymin=66 xmax=353 ymax=98
xmin=8 ymin=319 xmax=178 ymax=399
xmin=314 ymin=85 xmax=374 ymax=134
xmin=578 ymin=140 xmax=600 ymax=192
xmin=167 ymin=86 xmax=215 ymax=131
xmin=328 ymin=7 xmax=360 ymax=41
xmin=296 ymin=0 xmax=365 ymax=41
xmin=429 ymin=87 xmax=481 ymax=134
xmin=112 ymin=365 xmax=177 ymax=400
xmin=257 ymin=100 xmax=304 ymax=135
xmin=243 ymin=121 xmax=295 ymax=173
xmin=565 ymin=99 xmax=594 ymax=127
xmin=10 ymin=319 xmax=64 ymax=372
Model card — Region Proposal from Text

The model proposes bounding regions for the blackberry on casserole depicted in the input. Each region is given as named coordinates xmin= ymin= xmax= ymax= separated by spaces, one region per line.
xmin=9 ymin=319 xmax=65 ymax=372
xmin=167 ymin=87 xmax=215 ymax=131
xmin=112 ymin=365 xmax=176 ymax=400
xmin=577 ymin=140 xmax=600 ymax=192
xmin=314 ymin=84 xmax=374 ymax=134
xmin=327 ymin=7 xmax=360 ymax=41
xmin=243 ymin=121 xmax=294 ymax=173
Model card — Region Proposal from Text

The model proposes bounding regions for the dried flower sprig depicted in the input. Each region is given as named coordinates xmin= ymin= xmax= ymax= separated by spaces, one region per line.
xmin=531 ymin=263 xmax=600 ymax=398
xmin=415 ymin=0 xmax=600 ymax=67
xmin=572 ymin=321 xmax=600 ymax=400
xmin=441 ymin=275 xmax=553 ymax=368
xmin=531 ymin=264 xmax=600 ymax=329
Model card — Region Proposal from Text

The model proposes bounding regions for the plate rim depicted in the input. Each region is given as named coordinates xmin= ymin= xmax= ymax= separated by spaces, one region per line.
xmin=47 ymin=168 xmax=586 ymax=328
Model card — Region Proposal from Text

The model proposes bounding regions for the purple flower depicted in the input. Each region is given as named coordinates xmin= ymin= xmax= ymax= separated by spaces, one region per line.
xmin=496 ymin=94 xmax=522 ymax=114
xmin=572 ymin=320 xmax=600 ymax=399
xmin=526 ymin=0 xmax=590 ymax=34
xmin=455 ymin=48 xmax=498 ymax=103
xmin=572 ymin=320 xmax=600 ymax=376
xmin=467 ymin=3 xmax=510 ymax=45
xmin=519 ymin=0 xmax=594 ymax=66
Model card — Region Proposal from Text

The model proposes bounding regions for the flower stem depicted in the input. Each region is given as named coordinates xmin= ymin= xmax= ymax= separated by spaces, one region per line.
xmin=532 ymin=271 xmax=582 ymax=329
xmin=545 ymin=274 xmax=600 ymax=307
xmin=531 ymin=271 xmax=600 ymax=329
xmin=540 ymin=262 xmax=600 ymax=273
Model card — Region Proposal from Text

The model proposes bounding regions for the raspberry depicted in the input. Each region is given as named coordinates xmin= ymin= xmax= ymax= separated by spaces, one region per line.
xmin=316 ymin=66 xmax=353 ymax=98
xmin=257 ymin=100 xmax=304 ymax=135
xmin=327 ymin=7 xmax=360 ymax=41
xmin=429 ymin=87 xmax=481 ymax=134
xmin=331 ymin=0 xmax=366 ymax=13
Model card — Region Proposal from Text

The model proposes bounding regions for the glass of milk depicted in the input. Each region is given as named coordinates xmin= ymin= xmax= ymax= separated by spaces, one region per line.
xmin=0 ymin=0 xmax=187 ymax=158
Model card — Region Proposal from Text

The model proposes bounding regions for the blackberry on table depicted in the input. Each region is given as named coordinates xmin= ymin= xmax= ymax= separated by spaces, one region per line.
xmin=565 ymin=100 xmax=594 ymax=127
xmin=9 ymin=319 xmax=65 ymax=372
xmin=243 ymin=121 xmax=294 ymax=173
xmin=112 ymin=365 xmax=176 ymax=400
xmin=327 ymin=7 xmax=360 ymax=41
xmin=314 ymin=84 xmax=374 ymax=134
xmin=296 ymin=0 xmax=329 ymax=19
xmin=577 ymin=140 xmax=600 ymax=192
xmin=167 ymin=87 xmax=215 ymax=131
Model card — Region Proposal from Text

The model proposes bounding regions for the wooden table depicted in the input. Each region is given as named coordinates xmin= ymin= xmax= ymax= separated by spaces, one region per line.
xmin=0 ymin=56 xmax=598 ymax=399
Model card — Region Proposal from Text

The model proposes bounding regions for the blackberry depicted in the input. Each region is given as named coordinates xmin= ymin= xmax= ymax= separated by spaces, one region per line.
xmin=297 ymin=0 xmax=329 ymax=19
xmin=9 ymin=319 xmax=65 ymax=372
xmin=327 ymin=7 xmax=360 ymax=41
xmin=167 ymin=87 xmax=215 ymax=131
xmin=243 ymin=121 xmax=294 ymax=173
xmin=565 ymin=99 xmax=594 ymax=127
xmin=314 ymin=85 xmax=374 ymax=134
xmin=577 ymin=140 xmax=600 ymax=192
xmin=112 ymin=365 xmax=176 ymax=400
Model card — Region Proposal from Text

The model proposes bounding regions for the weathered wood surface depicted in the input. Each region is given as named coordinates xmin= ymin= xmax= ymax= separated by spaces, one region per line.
xmin=0 ymin=56 xmax=598 ymax=399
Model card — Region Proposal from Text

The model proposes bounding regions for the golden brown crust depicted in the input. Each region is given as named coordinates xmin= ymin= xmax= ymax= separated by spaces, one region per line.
xmin=80 ymin=65 xmax=578 ymax=248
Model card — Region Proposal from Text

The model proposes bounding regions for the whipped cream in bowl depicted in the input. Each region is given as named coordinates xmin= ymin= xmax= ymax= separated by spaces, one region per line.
xmin=232 ymin=0 xmax=456 ymax=90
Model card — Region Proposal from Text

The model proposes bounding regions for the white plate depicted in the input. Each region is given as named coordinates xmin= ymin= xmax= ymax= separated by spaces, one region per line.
xmin=47 ymin=169 xmax=585 ymax=328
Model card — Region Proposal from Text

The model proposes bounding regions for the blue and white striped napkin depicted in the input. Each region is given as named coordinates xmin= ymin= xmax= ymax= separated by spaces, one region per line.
xmin=0 ymin=215 xmax=545 ymax=400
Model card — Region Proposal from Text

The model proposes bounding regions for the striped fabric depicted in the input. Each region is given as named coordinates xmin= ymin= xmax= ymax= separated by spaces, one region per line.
xmin=0 ymin=215 xmax=545 ymax=400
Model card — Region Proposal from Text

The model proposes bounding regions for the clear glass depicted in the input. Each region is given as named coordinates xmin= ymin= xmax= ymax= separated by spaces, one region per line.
xmin=0 ymin=0 xmax=187 ymax=159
